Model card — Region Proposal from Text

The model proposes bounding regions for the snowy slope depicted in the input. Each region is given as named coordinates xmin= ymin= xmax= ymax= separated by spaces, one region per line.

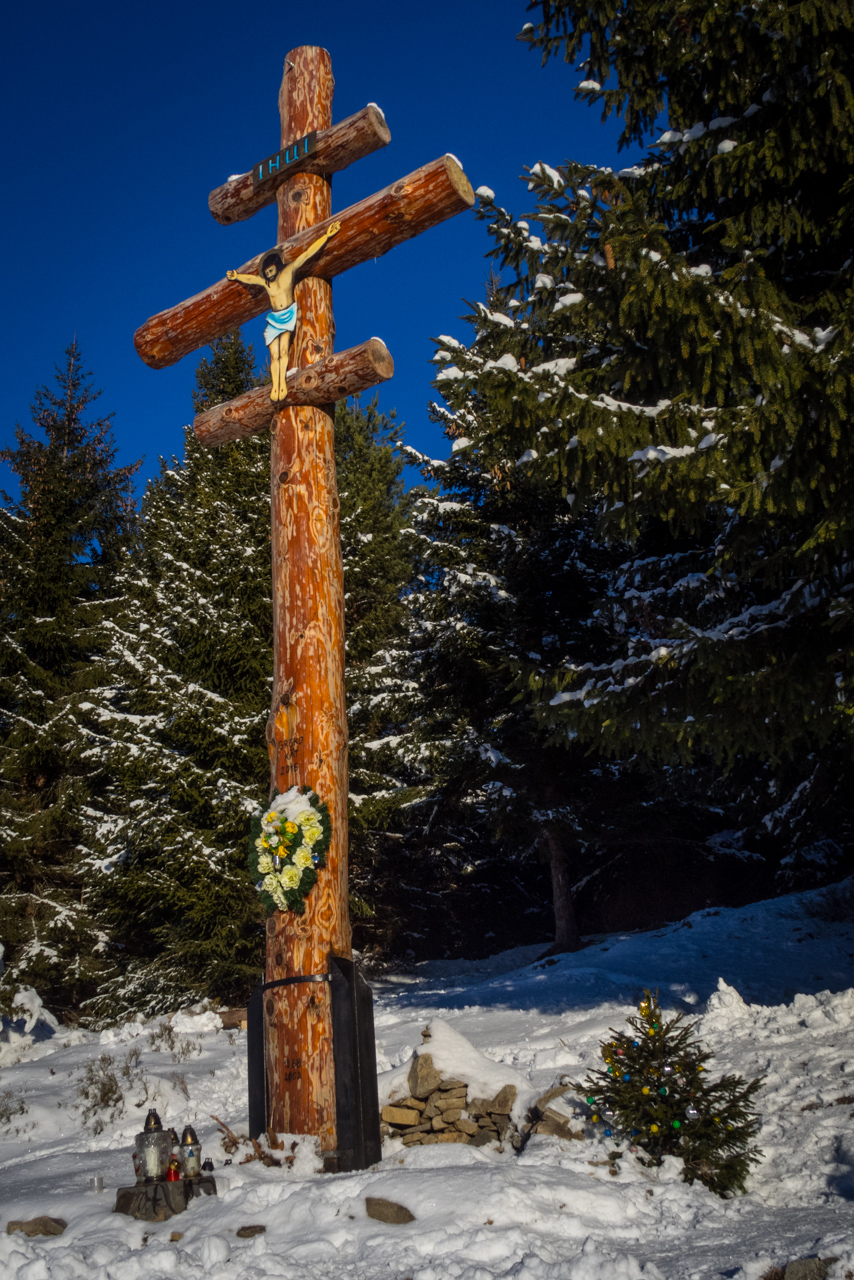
xmin=1 ymin=888 xmax=853 ymax=1280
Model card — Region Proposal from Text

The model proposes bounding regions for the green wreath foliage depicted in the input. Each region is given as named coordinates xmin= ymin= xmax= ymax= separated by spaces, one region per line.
xmin=247 ymin=787 xmax=331 ymax=916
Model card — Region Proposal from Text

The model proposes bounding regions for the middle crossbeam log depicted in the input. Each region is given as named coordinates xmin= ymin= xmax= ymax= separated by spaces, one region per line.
xmin=134 ymin=154 xmax=475 ymax=370
xmin=193 ymin=337 xmax=394 ymax=447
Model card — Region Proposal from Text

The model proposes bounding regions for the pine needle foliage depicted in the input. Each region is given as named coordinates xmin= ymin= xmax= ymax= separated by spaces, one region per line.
xmin=0 ymin=342 xmax=139 ymax=1018
xmin=576 ymin=991 xmax=763 ymax=1197
xmin=81 ymin=332 xmax=269 ymax=1022
xmin=427 ymin=0 xmax=854 ymax=856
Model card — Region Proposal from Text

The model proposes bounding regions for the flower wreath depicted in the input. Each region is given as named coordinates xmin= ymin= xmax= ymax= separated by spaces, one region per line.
xmin=248 ymin=787 xmax=331 ymax=916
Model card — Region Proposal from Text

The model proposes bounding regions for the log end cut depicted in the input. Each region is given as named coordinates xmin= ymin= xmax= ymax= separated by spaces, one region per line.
xmin=441 ymin=155 xmax=476 ymax=209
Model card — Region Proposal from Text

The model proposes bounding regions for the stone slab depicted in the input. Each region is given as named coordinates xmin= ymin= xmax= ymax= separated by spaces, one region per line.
xmin=7 ymin=1217 xmax=67 ymax=1238
xmin=408 ymin=1054 xmax=442 ymax=1100
xmin=382 ymin=1105 xmax=422 ymax=1127
xmin=435 ymin=1093 xmax=467 ymax=1111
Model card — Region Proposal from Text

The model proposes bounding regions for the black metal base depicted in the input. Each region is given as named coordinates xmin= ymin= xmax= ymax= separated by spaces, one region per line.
xmin=247 ymin=955 xmax=382 ymax=1173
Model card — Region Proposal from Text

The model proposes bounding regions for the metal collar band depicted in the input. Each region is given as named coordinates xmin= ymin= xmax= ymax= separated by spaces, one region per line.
xmin=261 ymin=973 xmax=330 ymax=992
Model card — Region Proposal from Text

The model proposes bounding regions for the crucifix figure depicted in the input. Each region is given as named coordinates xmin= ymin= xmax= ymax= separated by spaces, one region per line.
xmin=133 ymin=45 xmax=474 ymax=1171
xmin=227 ymin=220 xmax=341 ymax=400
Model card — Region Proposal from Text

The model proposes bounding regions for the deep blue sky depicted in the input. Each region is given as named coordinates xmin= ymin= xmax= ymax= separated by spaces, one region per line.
xmin=1 ymin=0 xmax=641 ymax=500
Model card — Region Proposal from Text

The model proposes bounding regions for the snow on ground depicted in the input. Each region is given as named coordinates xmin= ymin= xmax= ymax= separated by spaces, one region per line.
xmin=1 ymin=888 xmax=854 ymax=1280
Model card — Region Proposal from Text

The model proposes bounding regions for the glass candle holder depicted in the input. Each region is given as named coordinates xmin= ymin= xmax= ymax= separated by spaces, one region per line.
xmin=136 ymin=1129 xmax=170 ymax=1181
xmin=180 ymin=1125 xmax=202 ymax=1179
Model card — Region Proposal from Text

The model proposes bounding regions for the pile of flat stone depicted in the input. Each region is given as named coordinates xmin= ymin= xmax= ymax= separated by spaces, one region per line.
xmin=381 ymin=1052 xmax=522 ymax=1150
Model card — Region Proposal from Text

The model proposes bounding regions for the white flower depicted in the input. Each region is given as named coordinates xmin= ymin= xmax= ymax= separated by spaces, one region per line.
xmin=294 ymin=849 xmax=314 ymax=870
xmin=279 ymin=865 xmax=300 ymax=890
xmin=257 ymin=853 xmax=274 ymax=874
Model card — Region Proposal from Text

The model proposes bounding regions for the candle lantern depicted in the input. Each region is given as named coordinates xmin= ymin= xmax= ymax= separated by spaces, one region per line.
xmin=135 ymin=1109 xmax=171 ymax=1182
xmin=180 ymin=1124 xmax=202 ymax=1179
xmin=166 ymin=1156 xmax=182 ymax=1182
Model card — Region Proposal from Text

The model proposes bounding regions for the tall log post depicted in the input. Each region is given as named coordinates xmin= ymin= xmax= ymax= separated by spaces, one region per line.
xmin=264 ymin=46 xmax=348 ymax=1158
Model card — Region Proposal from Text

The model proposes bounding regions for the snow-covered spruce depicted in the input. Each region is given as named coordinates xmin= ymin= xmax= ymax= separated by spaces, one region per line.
xmin=575 ymin=991 xmax=762 ymax=1196
xmin=248 ymin=788 xmax=331 ymax=915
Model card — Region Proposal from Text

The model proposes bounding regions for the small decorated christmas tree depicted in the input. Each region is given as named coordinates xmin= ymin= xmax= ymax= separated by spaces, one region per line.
xmin=575 ymin=992 xmax=763 ymax=1197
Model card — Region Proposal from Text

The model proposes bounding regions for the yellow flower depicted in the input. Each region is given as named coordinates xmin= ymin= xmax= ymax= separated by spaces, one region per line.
xmin=296 ymin=810 xmax=319 ymax=828
xmin=257 ymin=853 xmax=274 ymax=874
xmin=254 ymin=837 xmax=266 ymax=850
xmin=279 ymin=865 xmax=300 ymax=890
xmin=284 ymin=821 xmax=298 ymax=834
xmin=294 ymin=849 xmax=314 ymax=870
xmin=264 ymin=811 xmax=278 ymax=824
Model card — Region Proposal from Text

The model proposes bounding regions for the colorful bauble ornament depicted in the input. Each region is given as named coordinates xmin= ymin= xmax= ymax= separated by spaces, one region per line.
xmin=686 ymin=1106 xmax=699 ymax=1120
xmin=659 ymin=1086 xmax=669 ymax=1096
xmin=650 ymin=1123 xmax=659 ymax=1134
xmin=248 ymin=786 xmax=331 ymax=916
xmin=641 ymin=1086 xmax=650 ymax=1096
xmin=587 ymin=1096 xmax=596 ymax=1105
xmin=623 ymin=1073 xmax=631 ymax=1081
xmin=672 ymin=1119 xmax=681 ymax=1129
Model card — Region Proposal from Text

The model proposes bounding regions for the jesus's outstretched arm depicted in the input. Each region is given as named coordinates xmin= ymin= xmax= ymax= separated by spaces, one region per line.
xmin=227 ymin=269 xmax=266 ymax=287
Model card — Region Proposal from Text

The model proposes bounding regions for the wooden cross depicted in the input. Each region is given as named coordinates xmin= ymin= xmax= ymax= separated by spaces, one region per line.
xmin=133 ymin=45 xmax=474 ymax=1166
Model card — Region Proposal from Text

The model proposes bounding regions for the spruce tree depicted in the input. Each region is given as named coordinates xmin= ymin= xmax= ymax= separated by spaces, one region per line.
xmin=576 ymin=991 xmax=763 ymax=1197
xmin=0 ymin=343 xmax=139 ymax=1019
xmin=81 ymin=331 xmax=270 ymax=1022
xmin=421 ymin=0 xmax=854 ymax=882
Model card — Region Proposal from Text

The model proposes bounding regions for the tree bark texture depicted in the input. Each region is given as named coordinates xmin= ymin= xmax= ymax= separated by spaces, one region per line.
xmin=544 ymin=827 xmax=581 ymax=954
xmin=263 ymin=45 xmax=346 ymax=1156
xmin=134 ymin=155 xmax=474 ymax=369
xmin=193 ymin=338 xmax=393 ymax=448
xmin=208 ymin=104 xmax=391 ymax=225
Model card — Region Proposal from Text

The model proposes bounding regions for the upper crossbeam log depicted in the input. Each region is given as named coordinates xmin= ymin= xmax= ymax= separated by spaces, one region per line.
xmin=134 ymin=155 xmax=475 ymax=370
xmin=209 ymin=104 xmax=391 ymax=226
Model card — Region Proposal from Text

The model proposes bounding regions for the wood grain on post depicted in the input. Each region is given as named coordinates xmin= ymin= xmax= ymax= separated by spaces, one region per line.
xmin=134 ymin=155 xmax=475 ymax=369
xmin=193 ymin=339 xmax=394 ymax=447
xmin=263 ymin=45 xmax=345 ymax=1160
xmin=208 ymin=104 xmax=391 ymax=225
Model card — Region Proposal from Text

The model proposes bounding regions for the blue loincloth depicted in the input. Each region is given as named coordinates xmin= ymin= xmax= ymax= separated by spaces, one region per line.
xmin=263 ymin=303 xmax=297 ymax=347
